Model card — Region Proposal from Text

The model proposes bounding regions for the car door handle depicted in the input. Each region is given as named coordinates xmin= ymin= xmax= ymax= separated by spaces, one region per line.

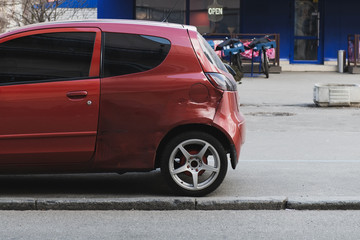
xmin=66 ymin=90 xmax=88 ymax=99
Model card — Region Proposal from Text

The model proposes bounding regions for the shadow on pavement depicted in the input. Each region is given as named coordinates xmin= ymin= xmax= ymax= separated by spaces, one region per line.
xmin=0 ymin=170 xmax=173 ymax=197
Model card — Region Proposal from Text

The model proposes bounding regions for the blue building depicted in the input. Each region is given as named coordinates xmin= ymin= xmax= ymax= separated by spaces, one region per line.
xmin=97 ymin=0 xmax=360 ymax=66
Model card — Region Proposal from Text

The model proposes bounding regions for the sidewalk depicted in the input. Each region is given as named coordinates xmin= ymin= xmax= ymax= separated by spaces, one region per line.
xmin=238 ymin=71 xmax=360 ymax=161
xmin=239 ymin=71 xmax=360 ymax=106
xmin=1 ymin=72 xmax=360 ymax=210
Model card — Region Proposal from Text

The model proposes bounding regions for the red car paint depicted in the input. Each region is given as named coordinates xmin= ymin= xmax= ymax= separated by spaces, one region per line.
xmin=0 ymin=20 xmax=245 ymax=181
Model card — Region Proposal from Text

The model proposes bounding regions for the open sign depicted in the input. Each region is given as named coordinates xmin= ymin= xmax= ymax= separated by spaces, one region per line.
xmin=208 ymin=7 xmax=223 ymax=15
xmin=208 ymin=0 xmax=223 ymax=22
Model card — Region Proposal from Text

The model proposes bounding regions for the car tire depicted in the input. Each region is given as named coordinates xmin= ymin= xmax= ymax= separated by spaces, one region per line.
xmin=161 ymin=131 xmax=228 ymax=197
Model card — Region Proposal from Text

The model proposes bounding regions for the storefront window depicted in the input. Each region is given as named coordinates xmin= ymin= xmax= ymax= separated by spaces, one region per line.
xmin=136 ymin=0 xmax=186 ymax=24
xmin=136 ymin=0 xmax=240 ymax=34
xmin=190 ymin=0 xmax=240 ymax=34
xmin=294 ymin=0 xmax=319 ymax=61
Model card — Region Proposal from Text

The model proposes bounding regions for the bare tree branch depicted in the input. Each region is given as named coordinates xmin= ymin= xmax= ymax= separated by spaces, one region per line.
xmin=0 ymin=0 xmax=91 ymax=31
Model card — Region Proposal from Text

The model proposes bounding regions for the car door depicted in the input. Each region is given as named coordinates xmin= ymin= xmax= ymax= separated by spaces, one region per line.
xmin=0 ymin=28 xmax=101 ymax=165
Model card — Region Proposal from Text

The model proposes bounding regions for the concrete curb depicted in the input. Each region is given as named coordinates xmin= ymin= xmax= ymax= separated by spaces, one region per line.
xmin=37 ymin=198 xmax=196 ymax=211
xmin=196 ymin=197 xmax=287 ymax=210
xmin=287 ymin=197 xmax=360 ymax=210
xmin=0 ymin=198 xmax=36 ymax=210
xmin=1 ymin=197 xmax=360 ymax=210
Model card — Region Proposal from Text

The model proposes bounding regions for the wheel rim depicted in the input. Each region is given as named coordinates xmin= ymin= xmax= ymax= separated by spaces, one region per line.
xmin=169 ymin=139 xmax=221 ymax=191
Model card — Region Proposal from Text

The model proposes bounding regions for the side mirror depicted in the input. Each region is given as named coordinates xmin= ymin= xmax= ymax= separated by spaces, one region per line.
xmin=224 ymin=63 xmax=236 ymax=77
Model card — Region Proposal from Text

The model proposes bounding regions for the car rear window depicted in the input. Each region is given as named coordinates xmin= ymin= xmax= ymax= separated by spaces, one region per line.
xmin=197 ymin=33 xmax=227 ymax=72
xmin=102 ymin=33 xmax=171 ymax=77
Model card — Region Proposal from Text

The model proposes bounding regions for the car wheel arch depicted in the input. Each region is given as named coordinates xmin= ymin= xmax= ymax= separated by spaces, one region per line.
xmin=154 ymin=124 xmax=232 ymax=169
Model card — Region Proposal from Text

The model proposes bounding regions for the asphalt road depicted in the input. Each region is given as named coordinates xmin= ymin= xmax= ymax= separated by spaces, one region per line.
xmin=1 ymin=210 xmax=360 ymax=240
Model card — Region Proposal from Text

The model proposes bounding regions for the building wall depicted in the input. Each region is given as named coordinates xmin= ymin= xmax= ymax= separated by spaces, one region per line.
xmin=240 ymin=0 xmax=291 ymax=60
xmin=55 ymin=8 xmax=97 ymax=21
xmin=323 ymin=0 xmax=360 ymax=60
xmin=241 ymin=0 xmax=360 ymax=61
xmin=96 ymin=0 xmax=360 ymax=63
xmin=98 ymin=0 xmax=134 ymax=19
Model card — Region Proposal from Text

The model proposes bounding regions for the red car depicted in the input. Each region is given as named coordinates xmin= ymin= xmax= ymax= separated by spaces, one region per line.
xmin=0 ymin=20 xmax=245 ymax=196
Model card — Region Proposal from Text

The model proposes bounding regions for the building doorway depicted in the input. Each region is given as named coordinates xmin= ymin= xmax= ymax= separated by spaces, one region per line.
xmin=292 ymin=0 xmax=322 ymax=63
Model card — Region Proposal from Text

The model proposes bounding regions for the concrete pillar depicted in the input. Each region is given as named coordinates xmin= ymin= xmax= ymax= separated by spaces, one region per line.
xmin=98 ymin=0 xmax=134 ymax=19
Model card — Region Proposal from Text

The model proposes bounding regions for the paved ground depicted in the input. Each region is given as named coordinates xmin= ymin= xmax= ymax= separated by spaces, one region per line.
xmin=2 ymin=210 xmax=360 ymax=239
xmin=239 ymin=72 xmax=360 ymax=161
xmin=1 ymin=72 xmax=360 ymax=210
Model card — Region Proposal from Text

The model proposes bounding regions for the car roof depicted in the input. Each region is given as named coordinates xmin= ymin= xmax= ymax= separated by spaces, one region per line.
xmin=3 ymin=19 xmax=198 ymax=36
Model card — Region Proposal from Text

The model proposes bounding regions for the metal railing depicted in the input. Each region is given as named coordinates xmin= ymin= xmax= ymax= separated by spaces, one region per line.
xmin=203 ymin=33 xmax=280 ymax=67
xmin=347 ymin=34 xmax=360 ymax=67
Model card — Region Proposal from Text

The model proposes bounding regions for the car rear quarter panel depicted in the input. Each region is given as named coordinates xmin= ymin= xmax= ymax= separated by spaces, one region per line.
xmin=94 ymin=26 xmax=223 ymax=170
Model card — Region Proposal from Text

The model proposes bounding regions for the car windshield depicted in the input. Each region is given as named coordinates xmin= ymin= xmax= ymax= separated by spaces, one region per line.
xmin=197 ymin=33 xmax=228 ymax=73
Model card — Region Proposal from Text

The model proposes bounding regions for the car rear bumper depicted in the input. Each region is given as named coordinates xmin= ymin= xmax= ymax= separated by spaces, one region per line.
xmin=213 ymin=91 xmax=245 ymax=169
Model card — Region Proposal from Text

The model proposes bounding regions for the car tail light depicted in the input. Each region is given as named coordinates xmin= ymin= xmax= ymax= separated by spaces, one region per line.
xmin=205 ymin=73 xmax=237 ymax=91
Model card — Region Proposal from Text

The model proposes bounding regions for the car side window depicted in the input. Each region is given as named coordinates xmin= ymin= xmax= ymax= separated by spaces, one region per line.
xmin=102 ymin=33 xmax=171 ymax=77
xmin=0 ymin=32 xmax=96 ymax=84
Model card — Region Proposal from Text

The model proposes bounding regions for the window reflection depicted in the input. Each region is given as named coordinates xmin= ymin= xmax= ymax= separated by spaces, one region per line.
xmin=136 ymin=0 xmax=185 ymax=24
xmin=294 ymin=0 xmax=318 ymax=37
xmin=294 ymin=39 xmax=317 ymax=60
xmin=190 ymin=0 xmax=240 ymax=34
xmin=135 ymin=0 xmax=240 ymax=35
